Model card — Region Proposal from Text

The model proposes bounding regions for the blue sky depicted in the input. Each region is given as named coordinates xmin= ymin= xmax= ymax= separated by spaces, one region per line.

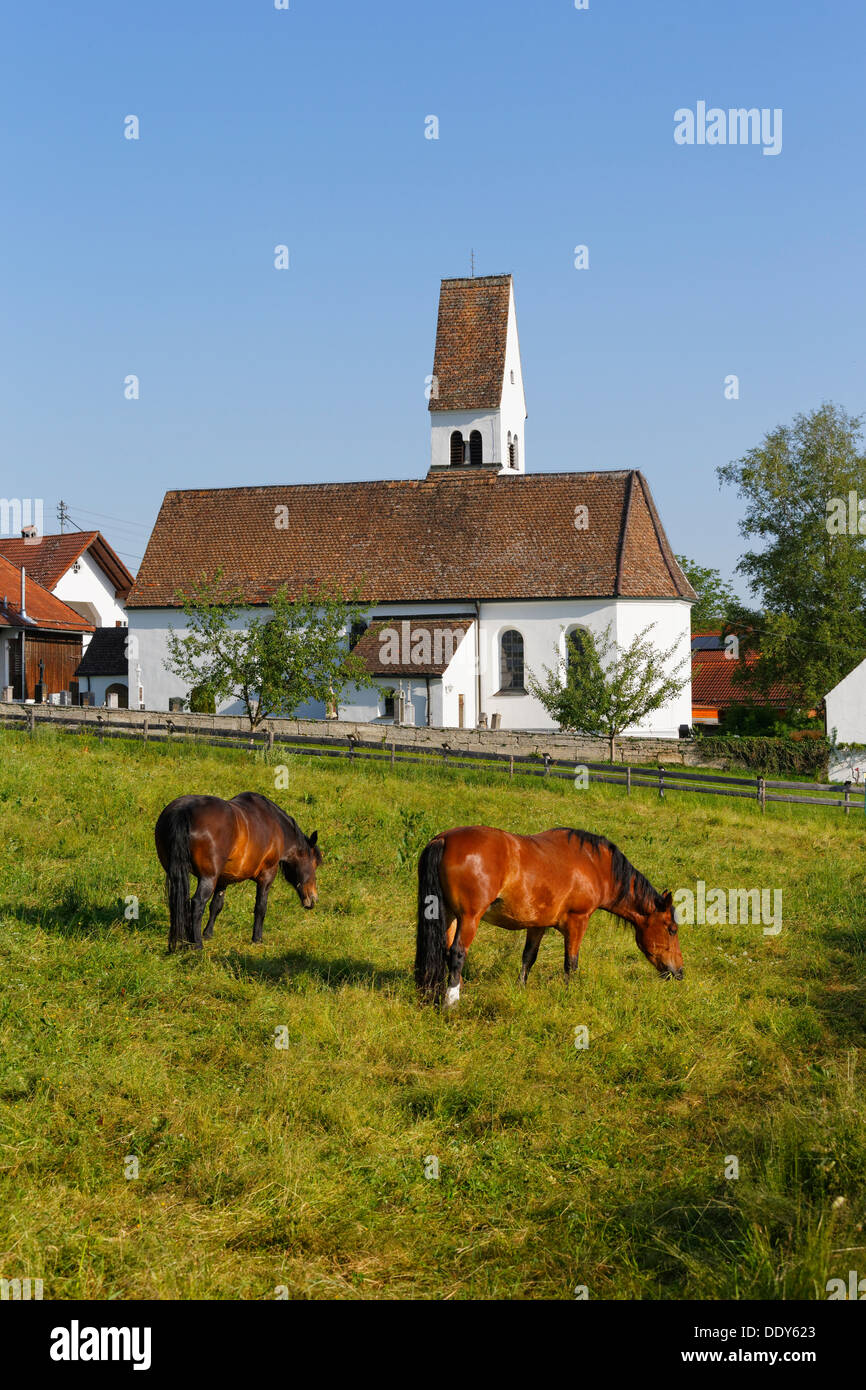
xmin=1 ymin=1 xmax=863 ymax=588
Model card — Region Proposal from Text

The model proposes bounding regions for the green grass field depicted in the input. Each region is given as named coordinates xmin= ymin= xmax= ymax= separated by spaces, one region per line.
xmin=0 ymin=727 xmax=863 ymax=1300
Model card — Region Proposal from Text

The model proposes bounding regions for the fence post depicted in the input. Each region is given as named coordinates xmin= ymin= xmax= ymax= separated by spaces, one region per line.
xmin=758 ymin=776 xmax=766 ymax=813
xmin=97 ymin=714 xmax=104 ymax=743
xmin=509 ymin=753 xmax=514 ymax=779
xmin=390 ymin=738 xmax=395 ymax=768
xmin=267 ymin=728 xmax=274 ymax=756
xmin=543 ymin=754 xmax=551 ymax=778
xmin=348 ymin=733 xmax=356 ymax=764
xmin=658 ymin=765 xmax=664 ymax=799
xmin=627 ymin=766 xmax=631 ymax=796
xmin=28 ymin=708 xmax=35 ymax=737
xmin=843 ymin=780 xmax=850 ymax=816
xmin=143 ymin=718 xmax=148 ymax=746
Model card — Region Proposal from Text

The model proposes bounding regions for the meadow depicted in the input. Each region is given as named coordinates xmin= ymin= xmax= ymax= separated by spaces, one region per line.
xmin=0 ymin=727 xmax=863 ymax=1300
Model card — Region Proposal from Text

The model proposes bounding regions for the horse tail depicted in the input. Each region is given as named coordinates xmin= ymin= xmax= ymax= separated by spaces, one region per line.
xmin=415 ymin=836 xmax=448 ymax=1003
xmin=163 ymin=805 xmax=193 ymax=951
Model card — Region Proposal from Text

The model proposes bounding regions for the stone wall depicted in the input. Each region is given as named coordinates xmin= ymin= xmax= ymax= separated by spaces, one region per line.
xmin=0 ymin=701 xmax=709 ymax=766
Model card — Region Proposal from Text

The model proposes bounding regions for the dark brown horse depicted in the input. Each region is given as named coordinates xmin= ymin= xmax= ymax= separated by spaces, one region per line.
xmin=415 ymin=825 xmax=683 ymax=1006
xmin=155 ymin=792 xmax=322 ymax=951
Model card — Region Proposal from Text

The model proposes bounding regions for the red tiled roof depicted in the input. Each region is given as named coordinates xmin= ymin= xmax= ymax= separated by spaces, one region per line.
xmin=126 ymin=470 xmax=697 ymax=609
xmin=0 ymin=555 xmax=95 ymax=632
xmin=352 ymin=616 xmax=473 ymax=676
xmin=0 ymin=532 xmax=135 ymax=597
xmin=429 ymin=275 xmax=512 ymax=412
xmin=691 ymin=635 xmax=794 ymax=709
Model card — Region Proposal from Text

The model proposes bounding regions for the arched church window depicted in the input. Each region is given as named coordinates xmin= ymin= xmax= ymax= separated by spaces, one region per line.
xmin=512 ymin=435 xmax=519 ymax=469
xmin=500 ymin=630 xmax=525 ymax=692
xmin=566 ymin=628 xmax=586 ymax=680
xmin=469 ymin=430 xmax=483 ymax=466
xmin=450 ymin=431 xmax=465 ymax=467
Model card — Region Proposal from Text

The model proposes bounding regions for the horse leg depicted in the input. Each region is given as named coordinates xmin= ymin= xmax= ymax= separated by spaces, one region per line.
xmin=562 ymin=912 xmax=590 ymax=982
xmin=189 ymin=877 xmax=216 ymax=950
xmin=251 ymin=872 xmax=275 ymax=944
xmin=203 ymin=888 xmax=226 ymax=940
xmin=444 ymin=915 xmax=480 ymax=1008
xmin=519 ymin=927 xmax=545 ymax=986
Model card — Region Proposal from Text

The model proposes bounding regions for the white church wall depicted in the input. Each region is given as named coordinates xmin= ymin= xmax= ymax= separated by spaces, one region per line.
xmin=430 ymin=409 xmax=500 ymax=470
xmin=611 ymin=598 xmax=693 ymax=736
xmin=478 ymin=600 xmax=618 ymax=731
xmin=128 ymin=607 xmax=261 ymax=714
xmin=440 ymin=621 xmax=478 ymax=728
xmin=477 ymin=598 xmax=692 ymax=735
xmin=498 ymin=283 xmax=527 ymax=472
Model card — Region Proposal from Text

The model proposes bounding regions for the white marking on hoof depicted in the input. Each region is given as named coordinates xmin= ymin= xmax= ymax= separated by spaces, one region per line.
xmin=444 ymin=985 xmax=460 ymax=1008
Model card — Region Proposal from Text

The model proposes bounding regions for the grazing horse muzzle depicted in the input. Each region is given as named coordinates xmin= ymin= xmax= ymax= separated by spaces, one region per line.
xmin=301 ymin=889 xmax=317 ymax=910
xmin=661 ymin=965 xmax=685 ymax=981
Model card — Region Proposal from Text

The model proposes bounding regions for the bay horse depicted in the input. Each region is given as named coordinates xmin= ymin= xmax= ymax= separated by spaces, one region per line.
xmin=415 ymin=825 xmax=683 ymax=1006
xmin=154 ymin=792 xmax=322 ymax=952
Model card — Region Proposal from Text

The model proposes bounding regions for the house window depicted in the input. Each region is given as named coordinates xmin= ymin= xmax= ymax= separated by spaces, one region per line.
xmin=349 ymin=619 xmax=368 ymax=648
xmin=469 ymin=430 xmax=483 ymax=466
xmin=450 ymin=431 xmax=465 ymax=467
xmin=500 ymin=630 xmax=525 ymax=691
xmin=382 ymin=689 xmax=395 ymax=718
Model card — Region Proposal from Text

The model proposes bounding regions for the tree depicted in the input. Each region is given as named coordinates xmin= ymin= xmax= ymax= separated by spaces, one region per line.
xmin=674 ymin=555 xmax=739 ymax=631
xmin=528 ymin=623 xmax=690 ymax=761
xmin=164 ymin=571 xmax=379 ymax=729
xmin=717 ymin=402 xmax=866 ymax=707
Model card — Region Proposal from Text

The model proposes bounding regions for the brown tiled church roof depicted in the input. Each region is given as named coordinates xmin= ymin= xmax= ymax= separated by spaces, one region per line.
xmin=126 ymin=470 xmax=696 ymax=609
xmin=428 ymin=275 xmax=512 ymax=412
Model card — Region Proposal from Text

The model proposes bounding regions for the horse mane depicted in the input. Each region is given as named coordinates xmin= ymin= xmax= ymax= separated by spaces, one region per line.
xmin=261 ymin=796 xmax=304 ymax=851
xmin=556 ymin=827 xmax=664 ymax=916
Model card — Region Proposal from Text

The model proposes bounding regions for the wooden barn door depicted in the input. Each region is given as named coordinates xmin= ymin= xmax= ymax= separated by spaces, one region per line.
xmin=23 ymin=633 xmax=83 ymax=700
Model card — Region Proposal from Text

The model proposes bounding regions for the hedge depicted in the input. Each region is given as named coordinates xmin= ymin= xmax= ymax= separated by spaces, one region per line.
xmin=693 ymin=733 xmax=830 ymax=778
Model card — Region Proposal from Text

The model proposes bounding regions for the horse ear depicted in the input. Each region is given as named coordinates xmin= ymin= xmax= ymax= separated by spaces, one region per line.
xmin=662 ymin=889 xmax=673 ymax=907
xmin=308 ymin=830 xmax=318 ymax=847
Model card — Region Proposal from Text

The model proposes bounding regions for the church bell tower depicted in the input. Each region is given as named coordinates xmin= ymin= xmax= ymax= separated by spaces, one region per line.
xmin=428 ymin=274 xmax=527 ymax=475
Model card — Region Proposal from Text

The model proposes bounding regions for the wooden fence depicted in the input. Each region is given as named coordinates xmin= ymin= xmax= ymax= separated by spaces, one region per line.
xmin=1 ymin=703 xmax=863 ymax=815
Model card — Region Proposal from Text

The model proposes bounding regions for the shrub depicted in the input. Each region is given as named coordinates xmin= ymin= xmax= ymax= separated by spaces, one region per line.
xmin=189 ymin=683 xmax=217 ymax=715
xmin=694 ymin=733 xmax=830 ymax=779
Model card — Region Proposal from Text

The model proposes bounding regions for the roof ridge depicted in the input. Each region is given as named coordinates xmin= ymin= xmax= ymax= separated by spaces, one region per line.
xmin=159 ymin=468 xmax=638 ymax=500
xmin=634 ymin=471 xmax=696 ymax=601
xmin=614 ymin=471 xmax=636 ymax=596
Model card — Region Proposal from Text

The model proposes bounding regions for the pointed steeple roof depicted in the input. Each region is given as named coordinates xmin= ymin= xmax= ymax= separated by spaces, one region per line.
xmin=428 ymin=275 xmax=512 ymax=412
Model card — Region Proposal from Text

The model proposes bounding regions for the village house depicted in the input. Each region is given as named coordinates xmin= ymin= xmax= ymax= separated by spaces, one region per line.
xmin=825 ymin=658 xmax=866 ymax=782
xmin=690 ymin=631 xmax=796 ymax=728
xmin=0 ymin=529 xmax=133 ymax=629
xmin=0 ymin=555 xmax=94 ymax=701
xmin=125 ymin=275 xmax=695 ymax=734
xmin=0 ymin=529 xmax=135 ymax=706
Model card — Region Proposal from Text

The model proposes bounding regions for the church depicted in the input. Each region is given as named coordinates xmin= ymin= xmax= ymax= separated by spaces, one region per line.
xmin=126 ymin=275 xmax=695 ymax=734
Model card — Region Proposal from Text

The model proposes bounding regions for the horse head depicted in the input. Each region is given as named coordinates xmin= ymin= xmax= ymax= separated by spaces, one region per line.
xmin=634 ymin=889 xmax=684 ymax=980
xmin=283 ymin=828 xmax=323 ymax=910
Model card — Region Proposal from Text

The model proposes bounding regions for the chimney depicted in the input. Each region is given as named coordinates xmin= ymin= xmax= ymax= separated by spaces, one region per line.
xmin=21 ymin=523 xmax=38 ymax=540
